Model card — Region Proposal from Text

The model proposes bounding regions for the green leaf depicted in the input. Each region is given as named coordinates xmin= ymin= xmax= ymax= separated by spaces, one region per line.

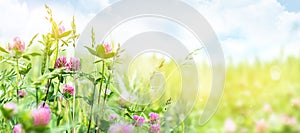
xmin=48 ymin=83 xmax=55 ymax=102
xmin=124 ymin=113 xmax=133 ymax=119
xmin=19 ymin=63 xmax=32 ymax=75
xmin=38 ymin=40 xmax=45 ymax=45
xmin=22 ymin=55 xmax=31 ymax=60
xmin=49 ymin=48 xmax=55 ymax=56
xmin=58 ymin=75 xmax=64 ymax=83
xmin=103 ymin=52 xmax=116 ymax=59
xmin=0 ymin=46 xmax=9 ymax=54
xmin=61 ymin=39 xmax=69 ymax=47
xmin=48 ymin=68 xmax=55 ymax=72
xmin=95 ymin=45 xmax=105 ymax=57
xmin=27 ymin=52 xmax=41 ymax=56
xmin=96 ymin=44 xmax=116 ymax=59
xmin=34 ymin=69 xmax=62 ymax=85
xmin=41 ymin=34 xmax=48 ymax=45
xmin=84 ymin=46 xmax=97 ymax=56
xmin=95 ymin=77 xmax=102 ymax=83
xmin=59 ymin=30 xmax=72 ymax=38
xmin=94 ymin=59 xmax=103 ymax=64
xmin=51 ymin=19 xmax=59 ymax=39
xmin=56 ymin=115 xmax=64 ymax=127
xmin=58 ymin=21 xmax=63 ymax=25
xmin=99 ymin=119 xmax=111 ymax=132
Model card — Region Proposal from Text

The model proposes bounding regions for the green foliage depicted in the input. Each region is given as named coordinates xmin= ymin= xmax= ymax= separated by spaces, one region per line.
xmin=1 ymin=4 xmax=299 ymax=133
xmin=0 ymin=46 xmax=9 ymax=54
xmin=84 ymin=43 xmax=116 ymax=59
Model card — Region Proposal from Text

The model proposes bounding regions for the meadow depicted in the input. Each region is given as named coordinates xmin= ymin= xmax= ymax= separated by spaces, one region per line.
xmin=1 ymin=5 xmax=300 ymax=133
xmin=185 ymin=54 xmax=300 ymax=132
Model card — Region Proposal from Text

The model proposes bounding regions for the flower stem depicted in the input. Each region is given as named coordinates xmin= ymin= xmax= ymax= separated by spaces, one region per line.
xmin=36 ymin=87 xmax=39 ymax=108
xmin=95 ymin=60 xmax=105 ymax=133
xmin=87 ymin=83 xmax=97 ymax=133
xmin=67 ymin=100 xmax=72 ymax=133
xmin=43 ymin=79 xmax=52 ymax=107
xmin=15 ymin=58 xmax=20 ymax=103
xmin=102 ymin=75 xmax=111 ymax=114
xmin=72 ymin=79 xmax=78 ymax=133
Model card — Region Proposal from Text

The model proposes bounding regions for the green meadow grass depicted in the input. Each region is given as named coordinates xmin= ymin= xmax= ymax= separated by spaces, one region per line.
xmin=1 ymin=44 xmax=299 ymax=132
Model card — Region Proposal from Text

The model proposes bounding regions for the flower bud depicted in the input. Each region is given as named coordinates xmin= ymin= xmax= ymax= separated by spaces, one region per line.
xmin=133 ymin=115 xmax=145 ymax=126
xmin=108 ymin=123 xmax=134 ymax=133
xmin=150 ymin=124 xmax=160 ymax=133
xmin=18 ymin=90 xmax=28 ymax=98
xmin=31 ymin=103 xmax=51 ymax=127
xmin=149 ymin=112 xmax=159 ymax=124
xmin=13 ymin=124 xmax=25 ymax=133
xmin=58 ymin=25 xmax=65 ymax=35
xmin=103 ymin=43 xmax=112 ymax=54
xmin=55 ymin=56 xmax=68 ymax=69
xmin=1 ymin=102 xmax=17 ymax=118
xmin=67 ymin=57 xmax=80 ymax=71
xmin=8 ymin=37 xmax=25 ymax=52
xmin=62 ymin=84 xmax=74 ymax=96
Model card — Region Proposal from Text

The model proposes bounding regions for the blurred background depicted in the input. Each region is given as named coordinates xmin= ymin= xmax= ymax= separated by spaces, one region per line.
xmin=1 ymin=0 xmax=300 ymax=132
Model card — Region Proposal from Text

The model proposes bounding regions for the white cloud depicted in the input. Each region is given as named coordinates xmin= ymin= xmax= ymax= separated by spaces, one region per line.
xmin=1 ymin=0 xmax=299 ymax=62
xmin=0 ymin=0 xmax=29 ymax=43
xmin=78 ymin=0 xmax=110 ymax=10
xmin=186 ymin=0 xmax=300 ymax=62
xmin=0 ymin=0 xmax=101 ymax=48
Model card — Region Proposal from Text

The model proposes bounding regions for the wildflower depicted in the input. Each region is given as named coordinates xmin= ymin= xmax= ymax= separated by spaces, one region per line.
xmin=3 ymin=102 xmax=18 ymax=113
xmin=58 ymin=25 xmax=65 ymax=35
xmin=31 ymin=103 xmax=51 ymax=126
xmin=133 ymin=115 xmax=145 ymax=126
xmin=108 ymin=123 xmax=134 ymax=133
xmin=67 ymin=57 xmax=80 ymax=71
xmin=224 ymin=118 xmax=236 ymax=133
xmin=85 ymin=42 xmax=116 ymax=59
xmin=55 ymin=56 xmax=68 ymax=69
xmin=110 ymin=114 xmax=118 ymax=122
xmin=62 ymin=84 xmax=74 ymax=95
xmin=2 ymin=102 xmax=17 ymax=118
xmin=13 ymin=124 xmax=25 ymax=133
xmin=282 ymin=115 xmax=297 ymax=126
xmin=8 ymin=37 xmax=25 ymax=52
xmin=255 ymin=120 xmax=268 ymax=133
xmin=150 ymin=124 xmax=160 ymax=133
xmin=149 ymin=112 xmax=159 ymax=124
xmin=18 ymin=90 xmax=28 ymax=98
xmin=262 ymin=104 xmax=272 ymax=113
xmin=103 ymin=43 xmax=112 ymax=54
xmin=291 ymin=98 xmax=300 ymax=108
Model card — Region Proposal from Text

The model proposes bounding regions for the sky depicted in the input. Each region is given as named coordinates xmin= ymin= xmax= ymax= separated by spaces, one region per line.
xmin=0 ymin=0 xmax=299 ymax=63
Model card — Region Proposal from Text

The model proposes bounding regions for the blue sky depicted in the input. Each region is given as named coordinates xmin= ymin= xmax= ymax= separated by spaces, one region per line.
xmin=277 ymin=0 xmax=300 ymax=12
xmin=0 ymin=0 xmax=299 ymax=62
